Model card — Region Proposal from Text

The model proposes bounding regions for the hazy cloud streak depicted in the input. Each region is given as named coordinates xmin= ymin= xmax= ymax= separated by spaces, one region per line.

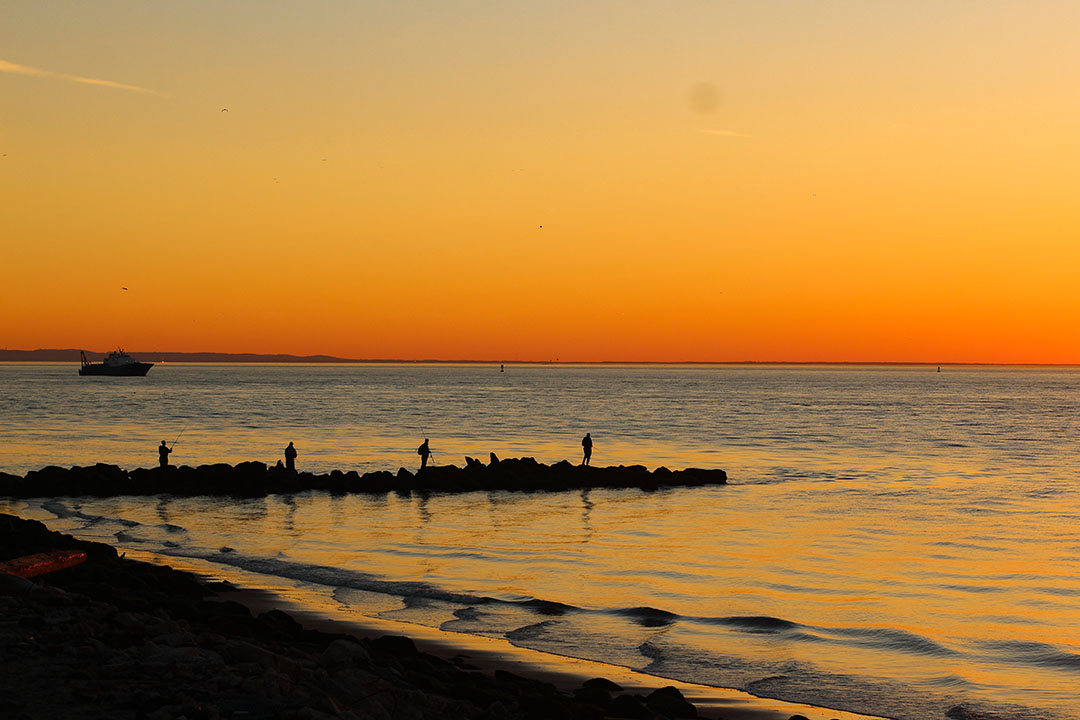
xmin=0 ymin=59 xmax=162 ymax=95
xmin=702 ymin=129 xmax=752 ymax=138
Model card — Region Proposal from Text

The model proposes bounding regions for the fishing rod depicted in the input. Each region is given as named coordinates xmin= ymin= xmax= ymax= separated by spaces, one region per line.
xmin=169 ymin=425 xmax=188 ymax=448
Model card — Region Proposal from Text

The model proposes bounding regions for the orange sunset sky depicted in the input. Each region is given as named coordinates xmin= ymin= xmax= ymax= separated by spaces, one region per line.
xmin=3 ymin=2 xmax=1079 ymax=363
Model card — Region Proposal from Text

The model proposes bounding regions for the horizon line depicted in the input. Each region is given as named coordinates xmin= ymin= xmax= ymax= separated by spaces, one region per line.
xmin=2 ymin=349 xmax=1079 ymax=367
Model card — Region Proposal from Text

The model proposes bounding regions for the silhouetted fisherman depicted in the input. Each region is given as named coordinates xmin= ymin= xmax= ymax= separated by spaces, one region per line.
xmin=417 ymin=438 xmax=432 ymax=470
xmin=581 ymin=432 xmax=592 ymax=466
xmin=284 ymin=441 xmax=297 ymax=471
xmin=158 ymin=440 xmax=172 ymax=468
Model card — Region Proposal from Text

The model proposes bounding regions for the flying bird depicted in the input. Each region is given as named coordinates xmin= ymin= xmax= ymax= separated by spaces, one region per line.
xmin=221 ymin=108 xmax=228 ymax=113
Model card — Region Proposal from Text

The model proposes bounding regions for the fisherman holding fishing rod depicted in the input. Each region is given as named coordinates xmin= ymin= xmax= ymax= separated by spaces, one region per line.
xmin=417 ymin=437 xmax=434 ymax=471
xmin=158 ymin=426 xmax=186 ymax=468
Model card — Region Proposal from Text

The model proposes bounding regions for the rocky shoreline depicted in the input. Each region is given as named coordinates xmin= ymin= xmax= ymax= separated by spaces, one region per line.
xmin=0 ymin=458 xmax=726 ymax=499
xmin=0 ymin=512 xmax=761 ymax=720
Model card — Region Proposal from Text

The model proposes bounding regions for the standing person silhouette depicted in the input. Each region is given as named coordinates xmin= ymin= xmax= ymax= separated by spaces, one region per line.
xmin=284 ymin=441 xmax=297 ymax=471
xmin=581 ymin=432 xmax=593 ymax=466
xmin=158 ymin=440 xmax=172 ymax=468
xmin=417 ymin=438 xmax=431 ymax=470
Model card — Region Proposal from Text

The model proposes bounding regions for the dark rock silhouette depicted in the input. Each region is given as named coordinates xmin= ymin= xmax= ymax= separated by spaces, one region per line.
xmin=647 ymin=686 xmax=698 ymax=718
xmin=583 ymin=677 xmax=623 ymax=692
xmin=3 ymin=457 xmax=726 ymax=499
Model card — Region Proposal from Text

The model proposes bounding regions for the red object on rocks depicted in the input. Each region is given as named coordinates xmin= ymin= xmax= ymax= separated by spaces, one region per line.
xmin=0 ymin=550 xmax=87 ymax=578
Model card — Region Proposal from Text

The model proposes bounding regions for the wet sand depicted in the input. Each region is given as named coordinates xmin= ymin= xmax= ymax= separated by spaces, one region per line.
xmin=143 ymin=550 xmax=886 ymax=720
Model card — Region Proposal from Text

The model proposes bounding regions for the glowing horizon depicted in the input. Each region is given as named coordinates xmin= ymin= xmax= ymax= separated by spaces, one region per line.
xmin=4 ymin=2 xmax=1080 ymax=364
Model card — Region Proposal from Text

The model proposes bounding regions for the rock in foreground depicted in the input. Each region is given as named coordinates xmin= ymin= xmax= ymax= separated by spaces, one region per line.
xmin=0 ymin=512 xmax=714 ymax=720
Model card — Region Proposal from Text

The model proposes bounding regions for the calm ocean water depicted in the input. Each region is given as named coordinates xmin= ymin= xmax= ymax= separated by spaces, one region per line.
xmin=2 ymin=362 xmax=1079 ymax=720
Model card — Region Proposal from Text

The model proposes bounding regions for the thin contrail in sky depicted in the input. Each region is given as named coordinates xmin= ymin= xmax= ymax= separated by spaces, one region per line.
xmin=0 ymin=59 xmax=163 ymax=95
xmin=701 ymin=128 xmax=752 ymax=138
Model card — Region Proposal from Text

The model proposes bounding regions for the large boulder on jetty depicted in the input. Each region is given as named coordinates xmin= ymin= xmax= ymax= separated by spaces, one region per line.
xmin=2 ymin=458 xmax=725 ymax=499
xmin=22 ymin=465 xmax=72 ymax=496
xmin=669 ymin=467 xmax=727 ymax=487
xmin=0 ymin=470 xmax=25 ymax=495
xmin=361 ymin=470 xmax=397 ymax=492
xmin=21 ymin=463 xmax=131 ymax=497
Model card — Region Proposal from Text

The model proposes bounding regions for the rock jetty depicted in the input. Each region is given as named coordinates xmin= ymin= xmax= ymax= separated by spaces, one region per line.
xmin=0 ymin=457 xmax=726 ymax=499
xmin=1 ymin=512 xmax=719 ymax=719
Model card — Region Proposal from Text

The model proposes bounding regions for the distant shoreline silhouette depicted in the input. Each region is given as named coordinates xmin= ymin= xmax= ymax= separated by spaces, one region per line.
xmin=0 ymin=349 xmax=1029 ymax=366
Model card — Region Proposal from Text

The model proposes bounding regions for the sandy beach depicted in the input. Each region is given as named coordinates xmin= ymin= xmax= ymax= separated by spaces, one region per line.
xmin=1 ymin=512 xmax=884 ymax=720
